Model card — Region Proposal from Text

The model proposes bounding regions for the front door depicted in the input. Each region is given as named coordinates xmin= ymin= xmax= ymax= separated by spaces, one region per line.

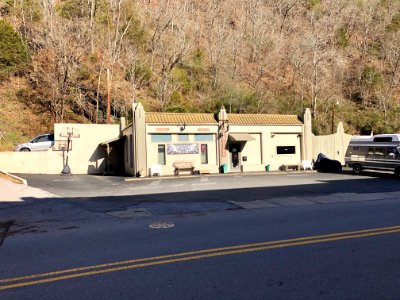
xmin=229 ymin=143 xmax=241 ymax=172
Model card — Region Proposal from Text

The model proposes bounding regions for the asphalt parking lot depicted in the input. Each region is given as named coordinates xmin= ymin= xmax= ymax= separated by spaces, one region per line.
xmin=15 ymin=169 xmax=400 ymax=203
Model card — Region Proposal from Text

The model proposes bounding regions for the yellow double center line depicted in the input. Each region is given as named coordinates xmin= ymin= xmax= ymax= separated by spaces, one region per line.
xmin=1 ymin=225 xmax=400 ymax=291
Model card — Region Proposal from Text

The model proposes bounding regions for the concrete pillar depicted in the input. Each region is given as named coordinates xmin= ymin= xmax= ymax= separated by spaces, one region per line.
xmin=302 ymin=108 xmax=313 ymax=161
xmin=218 ymin=106 xmax=229 ymax=167
xmin=132 ymin=103 xmax=147 ymax=176
xmin=120 ymin=117 xmax=126 ymax=132
xmin=336 ymin=121 xmax=345 ymax=164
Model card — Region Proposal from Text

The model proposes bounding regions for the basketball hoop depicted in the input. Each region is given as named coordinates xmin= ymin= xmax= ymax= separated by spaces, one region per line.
xmin=61 ymin=127 xmax=80 ymax=139
xmin=59 ymin=127 xmax=80 ymax=175
xmin=52 ymin=140 xmax=72 ymax=151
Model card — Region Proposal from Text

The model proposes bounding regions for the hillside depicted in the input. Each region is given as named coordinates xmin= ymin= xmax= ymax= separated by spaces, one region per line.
xmin=1 ymin=0 xmax=400 ymax=150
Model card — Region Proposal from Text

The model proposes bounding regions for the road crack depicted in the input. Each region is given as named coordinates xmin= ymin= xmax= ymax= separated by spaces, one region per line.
xmin=0 ymin=220 xmax=14 ymax=247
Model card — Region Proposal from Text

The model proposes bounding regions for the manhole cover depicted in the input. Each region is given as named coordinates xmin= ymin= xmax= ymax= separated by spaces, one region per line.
xmin=149 ymin=222 xmax=175 ymax=229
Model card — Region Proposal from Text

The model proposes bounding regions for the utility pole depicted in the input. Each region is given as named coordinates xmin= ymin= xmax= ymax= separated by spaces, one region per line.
xmin=331 ymin=100 xmax=339 ymax=134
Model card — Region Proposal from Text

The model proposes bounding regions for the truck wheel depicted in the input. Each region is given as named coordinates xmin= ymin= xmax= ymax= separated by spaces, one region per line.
xmin=352 ymin=164 xmax=362 ymax=175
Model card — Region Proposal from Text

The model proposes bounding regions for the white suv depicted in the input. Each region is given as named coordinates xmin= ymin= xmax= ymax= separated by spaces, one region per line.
xmin=14 ymin=134 xmax=55 ymax=152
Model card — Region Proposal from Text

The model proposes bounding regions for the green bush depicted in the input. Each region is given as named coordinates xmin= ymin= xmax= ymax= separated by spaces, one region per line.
xmin=2 ymin=0 xmax=42 ymax=22
xmin=124 ymin=62 xmax=152 ymax=87
xmin=124 ymin=17 xmax=147 ymax=47
xmin=336 ymin=27 xmax=349 ymax=48
xmin=172 ymin=67 xmax=192 ymax=94
xmin=306 ymin=0 xmax=321 ymax=10
xmin=216 ymin=86 xmax=260 ymax=114
xmin=75 ymin=65 xmax=91 ymax=81
xmin=0 ymin=20 xmax=29 ymax=80
xmin=165 ymin=91 xmax=190 ymax=112
xmin=57 ymin=0 xmax=85 ymax=19
xmin=361 ymin=66 xmax=382 ymax=88
xmin=387 ymin=12 xmax=400 ymax=33
xmin=175 ymin=50 xmax=211 ymax=95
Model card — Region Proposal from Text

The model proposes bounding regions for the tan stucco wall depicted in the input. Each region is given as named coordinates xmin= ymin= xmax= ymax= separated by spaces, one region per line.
xmin=146 ymin=124 xmax=219 ymax=176
xmin=0 ymin=150 xmax=62 ymax=174
xmin=53 ymin=123 xmax=120 ymax=174
xmin=144 ymin=123 xmax=303 ymax=175
xmin=121 ymin=126 xmax=134 ymax=175
xmin=239 ymin=133 xmax=262 ymax=172
xmin=268 ymin=133 xmax=301 ymax=170
xmin=312 ymin=122 xmax=352 ymax=165
xmin=229 ymin=125 xmax=303 ymax=171
xmin=0 ymin=124 xmax=120 ymax=174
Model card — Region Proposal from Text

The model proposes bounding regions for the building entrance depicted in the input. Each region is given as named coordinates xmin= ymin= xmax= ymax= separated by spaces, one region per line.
xmin=229 ymin=143 xmax=242 ymax=172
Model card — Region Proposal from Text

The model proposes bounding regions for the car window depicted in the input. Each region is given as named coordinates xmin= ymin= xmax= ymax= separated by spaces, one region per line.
xmin=36 ymin=135 xmax=49 ymax=143
xmin=366 ymin=148 xmax=374 ymax=158
xmin=374 ymin=147 xmax=385 ymax=158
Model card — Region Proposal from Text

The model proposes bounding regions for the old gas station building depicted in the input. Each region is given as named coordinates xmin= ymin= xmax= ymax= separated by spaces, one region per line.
xmin=120 ymin=103 xmax=313 ymax=177
xmin=1 ymin=103 xmax=350 ymax=176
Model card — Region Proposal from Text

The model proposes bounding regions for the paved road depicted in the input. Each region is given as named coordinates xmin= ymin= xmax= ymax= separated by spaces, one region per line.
xmin=1 ymin=171 xmax=400 ymax=299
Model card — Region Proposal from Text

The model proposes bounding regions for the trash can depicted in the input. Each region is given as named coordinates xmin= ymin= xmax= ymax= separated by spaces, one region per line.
xmin=265 ymin=165 xmax=270 ymax=172
xmin=221 ymin=164 xmax=228 ymax=173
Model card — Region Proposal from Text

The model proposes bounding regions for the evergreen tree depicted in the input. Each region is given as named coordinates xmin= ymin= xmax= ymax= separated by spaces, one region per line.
xmin=0 ymin=20 xmax=29 ymax=80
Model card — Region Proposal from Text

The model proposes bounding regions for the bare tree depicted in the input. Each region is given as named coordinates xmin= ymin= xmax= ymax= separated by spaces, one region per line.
xmin=142 ymin=0 xmax=192 ymax=109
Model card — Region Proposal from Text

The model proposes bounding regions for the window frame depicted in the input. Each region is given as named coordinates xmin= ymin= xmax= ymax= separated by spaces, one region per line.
xmin=178 ymin=134 xmax=189 ymax=142
xmin=201 ymin=144 xmax=208 ymax=164
xmin=157 ymin=144 xmax=166 ymax=165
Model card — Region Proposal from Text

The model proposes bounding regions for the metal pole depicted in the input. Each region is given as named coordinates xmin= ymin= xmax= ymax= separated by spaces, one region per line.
xmin=61 ymin=136 xmax=71 ymax=175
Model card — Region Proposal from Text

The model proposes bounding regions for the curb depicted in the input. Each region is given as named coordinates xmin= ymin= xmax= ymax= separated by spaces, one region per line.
xmin=0 ymin=170 xmax=28 ymax=185
xmin=124 ymin=170 xmax=317 ymax=182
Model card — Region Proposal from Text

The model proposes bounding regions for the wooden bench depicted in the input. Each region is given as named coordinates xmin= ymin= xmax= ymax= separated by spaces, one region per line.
xmin=281 ymin=164 xmax=301 ymax=171
xmin=173 ymin=161 xmax=195 ymax=175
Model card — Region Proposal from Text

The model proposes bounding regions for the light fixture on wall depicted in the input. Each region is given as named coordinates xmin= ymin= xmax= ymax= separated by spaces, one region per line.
xmin=180 ymin=122 xmax=186 ymax=132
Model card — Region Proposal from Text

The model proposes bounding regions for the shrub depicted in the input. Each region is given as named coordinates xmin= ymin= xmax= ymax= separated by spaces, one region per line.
xmin=57 ymin=0 xmax=85 ymax=19
xmin=336 ymin=27 xmax=349 ymax=48
xmin=361 ymin=66 xmax=382 ymax=89
xmin=0 ymin=20 xmax=30 ymax=80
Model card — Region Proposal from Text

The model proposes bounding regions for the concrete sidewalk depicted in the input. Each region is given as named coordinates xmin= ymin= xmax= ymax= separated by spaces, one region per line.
xmin=0 ymin=177 xmax=58 ymax=202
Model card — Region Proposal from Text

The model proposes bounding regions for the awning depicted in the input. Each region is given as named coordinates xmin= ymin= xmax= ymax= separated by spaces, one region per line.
xmin=228 ymin=133 xmax=255 ymax=142
xmin=100 ymin=137 xmax=121 ymax=146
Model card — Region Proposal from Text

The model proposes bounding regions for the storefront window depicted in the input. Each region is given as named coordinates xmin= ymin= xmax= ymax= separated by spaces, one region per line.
xmin=195 ymin=134 xmax=213 ymax=141
xmin=151 ymin=134 xmax=171 ymax=142
xmin=178 ymin=134 xmax=189 ymax=142
xmin=158 ymin=145 xmax=166 ymax=165
xmin=201 ymin=144 xmax=208 ymax=164
xmin=277 ymin=146 xmax=295 ymax=154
